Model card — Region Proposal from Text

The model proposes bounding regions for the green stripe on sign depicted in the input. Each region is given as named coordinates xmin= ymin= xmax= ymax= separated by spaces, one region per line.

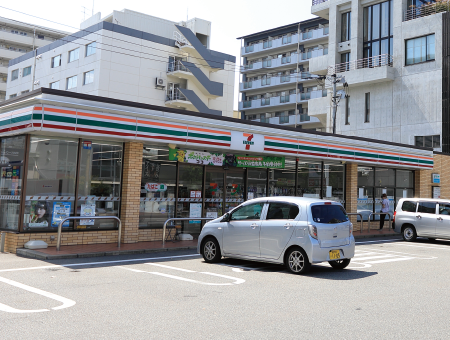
xmin=298 ymin=144 xmax=328 ymax=154
xmin=354 ymin=151 xmax=378 ymax=159
xmin=418 ymin=159 xmax=434 ymax=165
xmin=11 ymin=114 xmax=32 ymax=124
xmin=399 ymin=157 xmax=418 ymax=163
xmin=326 ymin=148 xmax=354 ymax=156
xmin=138 ymin=125 xmax=187 ymax=137
xmin=265 ymin=141 xmax=298 ymax=150
xmin=45 ymin=114 xmax=76 ymax=125
xmin=32 ymin=113 xmax=42 ymax=120
xmin=0 ymin=118 xmax=11 ymax=127
xmin=78 ymin=118 xmax=135 ymax=132
xmin=188 ymin=132 xmax=231 ymax=142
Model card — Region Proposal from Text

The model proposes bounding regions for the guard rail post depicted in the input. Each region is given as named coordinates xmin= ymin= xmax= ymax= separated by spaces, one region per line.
xmin=347 ymin=213 xmax=363 ymax=233
xmin=367 ymin=212 xmax=392 ymax=232
xmin=56 ymin=216 xmax=122 ymax=251
xmin=162 ymin=217 xmax=215 ymax=248
xmin=0 ymin=232 xmax=5 ymax=252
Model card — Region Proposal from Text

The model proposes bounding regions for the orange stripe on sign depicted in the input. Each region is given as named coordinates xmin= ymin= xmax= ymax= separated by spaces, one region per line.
xmin=138 ymin=120 xmax=186 ymax=130
xmin=78 ymin=111 xmax=136 ymax=123
xmin=44 ymin=107 xmax=77 ymax=115
xmin=265 ymin=136 xmax=298 ymax=144
xmin=298 ymin=139 xmax=329 ymax=147
xmin=243 ymin=133 xmax=252 ymax=137
xmin=189 ymin=127 xmax=231 ymax=135
xmin=33 ymin=106 xmax=43 ymax=110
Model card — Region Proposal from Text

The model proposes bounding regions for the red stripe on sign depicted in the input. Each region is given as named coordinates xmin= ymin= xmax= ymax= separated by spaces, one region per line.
xmin=77 ymin=127 xmax=135 ymax=137
xmin=11 ymin=123 xmax=33 ymax=131
xmin=186 ymin=139 xmax=230 ymax=147
xmin=43 ymin=124 xmax=76 ymax=131
xmin=136 ymin=134 xmax=187 ymax=143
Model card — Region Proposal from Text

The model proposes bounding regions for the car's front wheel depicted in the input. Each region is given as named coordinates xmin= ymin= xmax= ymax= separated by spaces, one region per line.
xmin=201 ymin=237 xmax=222 ymax=263
xmin=402 ymin=225 xmax=417 ymax=242
xmin=285 ymin=247 xmax=311 ymax=274
xmin=328 ymin=259 xmax=351 ymax=269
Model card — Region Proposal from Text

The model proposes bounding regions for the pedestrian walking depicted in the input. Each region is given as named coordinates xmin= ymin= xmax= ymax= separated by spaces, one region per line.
xmin=380 ymin=193 xmax=390 ymax=230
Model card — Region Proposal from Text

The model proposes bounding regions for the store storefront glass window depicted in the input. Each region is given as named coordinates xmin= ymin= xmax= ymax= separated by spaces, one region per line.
xmin=23 ymin=137 xmax=78 ymax=231
xmin=205 ymin=169 xmax=224 ymax=219
xmin=177 ymin=163 xmax=203 ymax=237
xmin=76 ymin=140 xmax=122 ymax=230
xmin=247 ymin=169 xmax=267 ymax=199
xmin=323 ymin=164 xmax=345 ymax=203
xmin=269 ymin=159 xmax=296 ymax=196
xmin=0 ymin=136 xmax=26 ymax=230
xmin=140 ymin=147 xmax=176 ymax=229
xmin=225 ymin=169 xmax=245 ymax=213
xmin=297 ymin=161 xmax=322 ymax=198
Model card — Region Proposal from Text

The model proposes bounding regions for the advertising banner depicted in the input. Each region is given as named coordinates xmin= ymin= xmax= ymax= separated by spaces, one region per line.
xmin=80 ymin=203 xmax=95 ymax=226
xmin=235 ymin=156 xmax=284 ymax=168
xmin=51 ymin=202 xmax=72 ymax=228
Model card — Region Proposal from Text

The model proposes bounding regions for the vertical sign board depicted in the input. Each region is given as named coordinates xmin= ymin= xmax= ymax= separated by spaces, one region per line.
xmin=433 ymin=186 xmax=441 ymax=199
xmin=432 ymin=173 xmax=441 ymax=184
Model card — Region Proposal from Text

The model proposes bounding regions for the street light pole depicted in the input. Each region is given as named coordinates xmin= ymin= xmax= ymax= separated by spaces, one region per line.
xmin=331 ymin=73 xmax=337 ymax=134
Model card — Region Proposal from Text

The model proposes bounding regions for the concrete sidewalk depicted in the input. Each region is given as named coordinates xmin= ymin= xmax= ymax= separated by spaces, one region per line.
xmin=14 ymin=228 xmax=401 ymax=260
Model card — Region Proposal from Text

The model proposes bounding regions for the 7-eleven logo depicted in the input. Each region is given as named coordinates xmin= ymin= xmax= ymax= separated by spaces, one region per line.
xmin=243 ymin=134 xmax=254 ymax=150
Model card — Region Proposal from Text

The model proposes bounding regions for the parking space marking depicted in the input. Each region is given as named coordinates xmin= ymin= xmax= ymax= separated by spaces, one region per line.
xmin=364 ymin=257 xmax=414 ymax=264
xmin=119 ymin=265 xmax=245 ymax=286
xmin=145 ymin=263 xmax=196 ymax=273
xmin=0 ymin=276 xmax=76 ymax=313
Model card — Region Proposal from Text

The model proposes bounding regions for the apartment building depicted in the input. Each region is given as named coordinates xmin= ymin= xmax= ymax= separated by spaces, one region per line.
xmin=309 ymin=0 xmax=449 ymax=151
xmin=6 ymin=9 xmax=235 ymax=116
xmin=0 ymin=17 xmax=68 ymax=102
xmin=237 ymin=17 xmax=329 ymax=129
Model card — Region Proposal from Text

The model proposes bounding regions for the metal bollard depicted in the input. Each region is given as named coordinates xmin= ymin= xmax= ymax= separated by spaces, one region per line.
xmin=1 ymin=232 xmax=5 ymax=253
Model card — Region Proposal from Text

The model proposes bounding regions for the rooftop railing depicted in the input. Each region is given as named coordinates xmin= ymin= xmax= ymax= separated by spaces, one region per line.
xmin=329 ymin=54 xmax=393 ymax=74
xmin=404 ymin=1 xmax=450 ymax=21
xmin=167 ymin=61 xmax=189 ymax=73
xmin=312 ymin=0 xmax=329 ymax=5
xmin=166 ymin=88 xmax=188 ymax=102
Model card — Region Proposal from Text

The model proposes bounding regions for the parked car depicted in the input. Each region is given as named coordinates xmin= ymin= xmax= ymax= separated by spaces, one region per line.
xmin=394 ymin=198 xmax=450 ymax=241
xmin=198 ymin=197 xmax=355 ymax=274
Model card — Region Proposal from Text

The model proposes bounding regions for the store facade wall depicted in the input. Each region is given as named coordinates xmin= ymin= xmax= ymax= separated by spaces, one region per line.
xmin=0 ymin=90 xmax=435 ymax=252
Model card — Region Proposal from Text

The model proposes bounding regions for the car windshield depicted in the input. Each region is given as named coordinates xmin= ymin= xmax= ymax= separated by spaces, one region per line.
xmin=311 ymin=204 xmax=348 ymax=224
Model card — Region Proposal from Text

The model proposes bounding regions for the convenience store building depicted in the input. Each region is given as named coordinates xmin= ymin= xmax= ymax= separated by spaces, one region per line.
xmin=0 ymin=89 xmax=442 ymax=253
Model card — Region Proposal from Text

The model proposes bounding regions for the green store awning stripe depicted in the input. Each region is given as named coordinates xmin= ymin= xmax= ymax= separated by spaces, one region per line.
xmin=76 ymin=118 xmax=136 ymax=132
xmin=45 ymin=114 xmax=76 ymax=125
xmin=187 ymin=132 xmax=231 ymax=142
xmin=265 ymin=141 xmax=298 ymax=150
xmin=137 ymin=125 xmax=187 ymax=137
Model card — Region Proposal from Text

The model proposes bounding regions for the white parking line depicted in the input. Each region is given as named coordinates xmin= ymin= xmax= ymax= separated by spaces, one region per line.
xmin=364 ymin=257 xmax=415 ymax=264
xmin=145 ymin=263 xmax=195 ymax=273
xmin=0 ymin=276 xmax=76 ymax=313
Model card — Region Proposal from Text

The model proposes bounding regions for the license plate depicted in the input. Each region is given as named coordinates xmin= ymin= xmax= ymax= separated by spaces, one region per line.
xmin=329 ymin=250 xmax=341 ymax=260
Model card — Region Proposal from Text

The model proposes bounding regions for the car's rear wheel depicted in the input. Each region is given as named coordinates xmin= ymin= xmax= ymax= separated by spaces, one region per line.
xmin=285 ymin=247 xmax=311 ymax=274
xmin=328 ymin=258 xmax=351 ymax=270
xmin=201 ymin=237 xmax=221 ymax=263
xmin=402 ymin=225 xmax=417 ymax=242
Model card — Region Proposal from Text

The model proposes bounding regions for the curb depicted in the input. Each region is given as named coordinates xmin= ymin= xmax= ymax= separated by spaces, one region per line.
xmin=16 ymin=246 xmax=198 ymax=260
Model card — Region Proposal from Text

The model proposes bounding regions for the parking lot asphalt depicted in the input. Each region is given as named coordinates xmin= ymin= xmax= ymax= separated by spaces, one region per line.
xmin=1 ymin=236 xmax=450 ymax=339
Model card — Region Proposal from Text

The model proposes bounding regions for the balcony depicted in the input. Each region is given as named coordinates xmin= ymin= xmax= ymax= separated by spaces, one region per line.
xmin=311 ymin=0 xmax=331 ymax=19
xmin=0 ymin=45 xmax=27 ymax=59
xmin=251 ymin=113 xmax=321 ymax=126
xmin=404 ymin=1 xmax=450 ymax=21
xmin=309 ymin=54 xmax=329 ymax=75
xmin=239 ymin=89 xmax=326 ymax=111
xmin=165 ymin=88 xmax=196 ymax=111
xmin=241 ymin=27 xmax=328 ymax=56
xmin=328 ymin=54 xmax=394 ymax=85
xmin=0 ymin=81 xmax=6 ymax=92
xmin=241 ymin=49 xmax=328 ymax=73
xmin=239 ymin=72 xmax=313 ymax=92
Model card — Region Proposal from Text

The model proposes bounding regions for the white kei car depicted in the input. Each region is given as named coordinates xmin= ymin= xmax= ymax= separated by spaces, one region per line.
xmin=198 ymin=197 xmax=355 ymax=274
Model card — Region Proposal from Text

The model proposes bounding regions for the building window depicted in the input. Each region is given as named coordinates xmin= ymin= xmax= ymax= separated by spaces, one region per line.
xmin=363 ymin=0 xmax=393 ymax=60
xmin=66 ymin=76 xmax=77 ymax=90
xmin=21 ymin=90 xmax=29 ymax=94
xmin=51 ymin=55 xmax=61 ymax=68
xmin=11 ymin=69 xmax=18 ymax=81
xmin=365 ymin=93 xmax=370 ymax=122
xmin=405 ymin=34 xmax=435 ymax=65
xmin=415 ymin=135 xmax=440 ymax=148
xmin=83 ymin=70 xmax=94 ymax=85
xmin=341 ymin=12 xmax=351 ymax=42
xmin=22 ymin=66 xmax=31 ymax=77
xmin=68 ymin=48 xmax=80 ymax=63
xmin=86 ymin=42 xmax=96 ymax=57
xmin=37 ymin=34 xmax=44 ymax=40
xmin=49 ymin=81 xmax=59 ymax=89
xmin=9 ymin=94 xmax=17 ymax=99
xmin=345 ymin=96 xmax=350 ymax=125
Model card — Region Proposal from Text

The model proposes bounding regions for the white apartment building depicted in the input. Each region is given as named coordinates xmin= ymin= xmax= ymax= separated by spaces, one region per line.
xmin=0 ymin=17 xmax=68 ymax=102
xmin=309 ymin=0 xmax=447 ymax=151
xmin=238 ymin=18 xmax=329 ymax=129
xmin=6 ymin=9 xmax=236 ymax=116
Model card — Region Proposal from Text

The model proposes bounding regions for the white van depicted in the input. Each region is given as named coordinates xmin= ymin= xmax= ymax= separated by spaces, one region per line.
xmin=394 ymin=198 xmax=450 ymax=241
xmin=197 ymin=197 xmax=355 ymax=274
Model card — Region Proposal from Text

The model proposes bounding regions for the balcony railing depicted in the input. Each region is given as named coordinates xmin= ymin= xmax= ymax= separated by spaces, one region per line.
xmin=244 ymin=81 xmax=252 ymax=89
xmin=167 ymin=61 xmax=188 ymax=73
xmin=243 ymin=100 xmax=252 ymax=108
xmin=279 ymin=116 xmax=289 ymax=124
xmin=404 ymin=1 xmax=450 ymax=21
xmin=312 ymin=0 xmax=329 ymax=5
xmin=280 ymin=95 xmax=290 ymax=103
xmin=245 ymin=45 xmax=254 ymax=53
xmin=166 ymin=89 xmax=188 ymax=102
xmin=261 ymin=98 xmax=271 ymax=106
xmin=262 ymin=60 xmax=272 ymax=68
xmin=300 ymin=114 xmax=311 ymax=122
xmin=329 ymin=54 xmax=393 ymax=74
xmin=263 ymin=41 xmax=272 ymax=49
xmin=281 ymin=56 xmax=291 ymax=64
xmin=261 ymin=78 xmax=271 ymax=86
xmin=300 ymin=92 xmax=311 ymax=100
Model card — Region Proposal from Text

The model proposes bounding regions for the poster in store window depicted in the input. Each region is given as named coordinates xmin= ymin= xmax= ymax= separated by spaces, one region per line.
xmin=51 ymin=202 xmax=72 ymax=228
xmin=80 ymin=203 xmax=96 ymax=226
xmin=189 ymin=203 xmax=202 ymax=224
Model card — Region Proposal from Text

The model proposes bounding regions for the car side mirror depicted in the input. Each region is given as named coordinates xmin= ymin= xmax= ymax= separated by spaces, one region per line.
xmin=221 ymin=213 xmax=230 ymax=222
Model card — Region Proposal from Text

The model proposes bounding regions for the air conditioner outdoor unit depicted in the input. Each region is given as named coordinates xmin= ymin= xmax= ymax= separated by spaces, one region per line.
xmin=156 ymin=77 xmax=166 ymax=88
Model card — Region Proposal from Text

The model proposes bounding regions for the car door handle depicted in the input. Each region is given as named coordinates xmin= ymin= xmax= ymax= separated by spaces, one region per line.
xmin=250 ymin=223 xmax=258 ymax=229
xmin=438 ymin=217 xmax=443 ymax=221
xmin=284 ymin=223 xmax=292 ymax=229
xmin=416 ymin=215 xmax=422 ymax=219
